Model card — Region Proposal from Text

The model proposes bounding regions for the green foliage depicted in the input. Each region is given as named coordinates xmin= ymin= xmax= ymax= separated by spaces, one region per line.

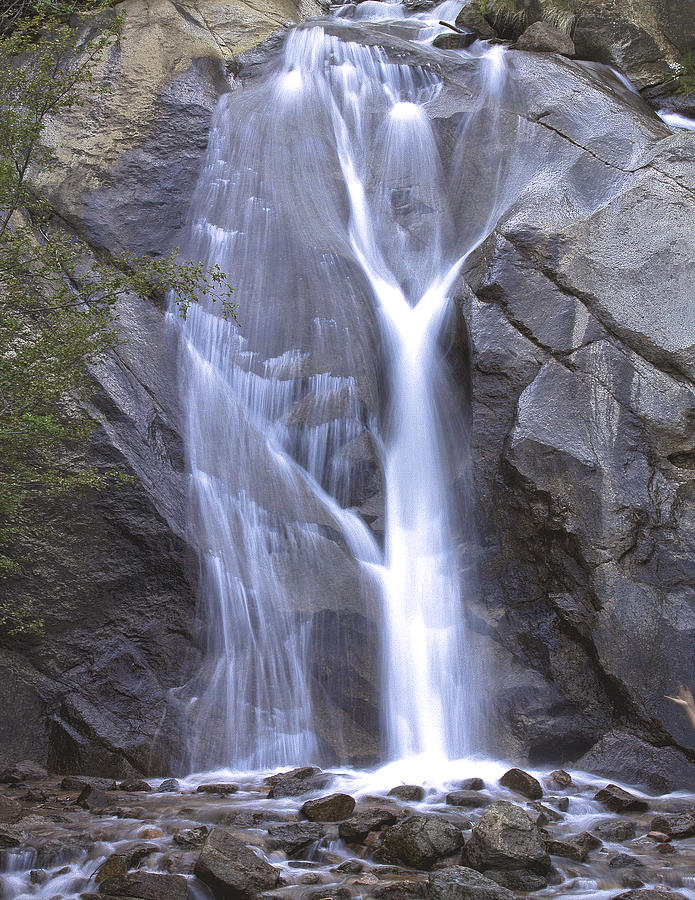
xmin=0 ymin=2 xmax=235 ymax=631
xmin=486 ymin=0 xmax=527 ymax=33
xmin=676 ymin=50 xmax=695 ymax=94
xmin=539 ymin=0 xmax=574 ymax=34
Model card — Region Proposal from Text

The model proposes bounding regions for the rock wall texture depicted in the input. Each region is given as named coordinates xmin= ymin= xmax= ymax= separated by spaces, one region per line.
xmin=1 ymin=0 xmax=694 ymax=782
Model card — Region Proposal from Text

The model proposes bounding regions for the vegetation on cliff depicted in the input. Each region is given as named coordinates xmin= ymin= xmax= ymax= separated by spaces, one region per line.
xmin=0 ymin=2 xmax=235 ymax=631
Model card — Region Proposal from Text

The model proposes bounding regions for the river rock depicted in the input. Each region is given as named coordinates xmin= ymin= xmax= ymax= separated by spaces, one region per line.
xmin=388 ymin=785 xmax=425 ymax=802
xmin=194 ymin=828 xmax=280 ymax=898
xmin=593 ymin=820 xmax=636 ymax=842
xmin=301 ymin=793 xmax=356 ymax=822
xmin=613 ymin=892 xmax=688 ymax=900
xmin=338 ymin=807 xmax=398 ymax=842
xmin=515 ymin=21 xmax=575 ymax=56
xmin=119 ymin=779 xmax=152 ymax=792
xmin=455 ymin=3 xmax=496 ymax=39
xmin=196 ymin=783 xmax=238 ymax=795
xmin=380 ymin=815 xmax=464 ymax=869
xmin=459 ymin=779 xmax=485 ymax=791
xmin=446 ymin=791 xmax=490 ymax=809
xmin=76 ymin=784 xmax=109 ymax=810
xmin=549 ymin=771 xmax=571 ymax=788
xmin=95 ymin=854 xmax=129 ymax=882
xmin=174 ymin=826 xmax=210 ymax=847
xmin=608 ymin=852 xmax=643 ymax=869
xmin=498 ymin=769 xmax=542 ymax=800
xmin=267 ymin=822 xmax=325 ymax=854
xmin=545 ymin=832 xmax=601 ymax=862
xmin=594 ymin=785 xmax=649 ymax=813
xmin=267 ymin=768 xmax=331 ymax=799
xmin=371 ymin=881 xmax=426 ymax=899
xmin=428 ymin=865 xmax=515 ymax=900
xmin=577 ymin=731 xmax=695 ymax=794
xmin=464 ymin=801 xmax=551 ymax=874
xmin=61 ymin=777 xmax=116 ymax=792
xmin=650 ymin=807 xmax=695 ymax=839
xmin=484 ymin=869 xmax=548 ymax=891
xmin=0 ymin=761 xmax=47 ymax=783
xmin=97 ymin=872 xmax=189 ymax=899
xmin=158 ymin=778 xmax=180 ymax=792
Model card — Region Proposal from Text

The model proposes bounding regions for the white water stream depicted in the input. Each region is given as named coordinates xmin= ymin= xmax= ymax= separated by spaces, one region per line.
xmin=174 ymin=0 xmax=529 ymax=770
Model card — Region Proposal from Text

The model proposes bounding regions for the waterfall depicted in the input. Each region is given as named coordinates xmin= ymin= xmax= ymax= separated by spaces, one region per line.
xmin=174 ymin=0 xmax=529 ymax=770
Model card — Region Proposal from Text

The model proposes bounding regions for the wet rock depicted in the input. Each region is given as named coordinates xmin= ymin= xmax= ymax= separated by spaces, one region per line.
xmin=446 ymin=791 xmax=490 ymax=809
xmin=594 ymin=785 xmax=648 ymax=813
xmin=30 ymin=869 xmax=48 ymax=884
xmin=650 ymin=808 xmax=695 ymax=839
xmin=0 ymin=795 xmax=23 ymax=824
xmin=515 ymin=21 xmax=575 ymax=56
xmin=138 ymin=827 xmax=164 ymax=839
xmin=158 ymin=778 xmax=180 ymax=792
xmin=545 ymin=832 xmax=601 ymax=862
xmin=555 ymin=798 xmax=569 ymax=812
xmin=485 ymin=869 xmax=547 ymax=891
xmin=578 ymin=732 xmax=695 ymax=794
xmin=646 ymin=831 xmax=670 ymax=843
xmin=196 ymin=783 xmax=238 ymax=795
xmin=455 ymin=3 xmax=496 ymax=40
xmin=613 ymin=891 xmax=688 ymax=900
xmin=549 ymin=771 xmax=571 ymax=788
xmin=61 ymin=776 xmax=116 ymax=792
xmin=433 ymin=32 xmax=478 ymax=51
xmin=0 ymin=829 xmax=20 ymax=849
xmin=22 ymin=788 xmax=47 ymax=802
xmin=194 ymin=827 xmax=280 ymax=898
xmin=174 ymin=825 xmax=210 ymax=847
xmin=464 ymin=801 xmax=551 ymax=874
xmin=498 ymin=769 xmax=542 ymax=800
xmin=593 ymin=820 xmax=636 ymax=842
xmin=459 ymin=779 xmax=485 ymax=791
xmin=95 ymin=854 xmax=129 ymax=883
xmin=266 ymin=768 xmax=330 ymax=799
xmin=76 ymin=784 xmax=109 ymax=810
xmin=388 ymin=785 xmax=425 ymax=802
xmin=656 ymin=842 xmax=676 ymax=855
xmin=371 ymin=881 xmax=426 ymax=899
xmin=335 ymin=860 xmax=363 ymax=874
xmin=300 ymin=888 xmax=351 ymax=900
xmin=301 ymin=793 xmax=356 ymax=822
xmin=97 ymin=872 xmax=189 ymax=899
xmin=527 ymin=802 xmax=561 ymax=827
xmin=428 ymin=865 xmax=515 ymax=900
xmin=608 ymin=852 xmax=643 ymax=868
xmin=267 ymin=822 xmax=325 ymax=855
xmin=380 ymin=815 xmax=464 ymax=869
xmin=338 ymin=807 xmax=398 ymax=842
xmin=119 ymin=779 xmax=152 ymax=792
xmin=126 ymin=845 xmax=158 ymax=866
xmin=0 ymin=761 xmax=47 ymax=783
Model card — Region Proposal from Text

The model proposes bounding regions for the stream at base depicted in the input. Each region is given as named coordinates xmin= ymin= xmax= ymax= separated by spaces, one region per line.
xmin=1 ymin=762 xmax=695 ymax=899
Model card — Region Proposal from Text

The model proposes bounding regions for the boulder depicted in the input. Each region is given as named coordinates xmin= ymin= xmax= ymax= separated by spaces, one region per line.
xmin=174 ymin=826 xmax=210 ymax=847
xmin=300 ymin=793 xmax=356 ymax=822
xmin=594 ymin=785 xmax=649 ymax=813
xmin=459 ymin=779 xmax=485 ymax=791
xmin=158 ymin=778 xmax=180 ymax=792
xmin=464 ymin=802 xmax=551 ymax=874
xmin=338 ymin=807 xmax=398 ymax=842
xmin=593 ymin=820 xmax=636 ymax=842
xmin=371 ymin=881 xmax=426 ymax=899
xmin=196 ymin=783 xmax=238 ymax=795
xmin=61 ymin=777 xmax=116 ymax=792
xmin=446 ymin=792 xmax=490 ymax=809
xmin=95 ymin=854 xmax=129 ymax=883
xmin=455 ymin=3 xmax=497 ymax=40
xmin=650 ymin=808 xmax=695 ymax=839
xmin=266 ymin=822 xmax=325 ymax=855
xmin=515 ymin=21 xmax=575 ymax=56
xmin=484 ymin=869 xmax=548 ymax=891
xmin=498 ymin=769 xmax=542 ymax=800
xmin=119 ymin=779 xmax=152 ymax=792
xmin=577 ymin=732 xmax=695 ymax=794
xmin=545 ymin=832 xmax=601 ymax=862
xmin=97 ymin=872 xmax=188 ymax=899
xmin=608 ymin=852 xmax=643 ymax=868
xmin=388 ymin=785 xmax=425 ymax=802
xmin=380 ymin=815 xmax=464 ymax=869
xmin=76 ymin=784 xmax=109 ymax=810
xmin=549 ymin=771 xmax=571 ymax=788
xmin=266 ymin=768 xmax=330 ymax=799
xmin=194 ymin=828 xmax=280 ymax=898
xmin=0 ymin=761 xmax=47 ymax=783
xmin=428 ymin=865 xmax=515 ymax=900
xmin=613 ymin=892 xmax=688 ymax=900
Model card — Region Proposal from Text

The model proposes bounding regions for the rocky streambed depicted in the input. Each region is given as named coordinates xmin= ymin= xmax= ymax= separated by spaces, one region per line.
xmin=1 ymin=760 xmax=695 ymax=899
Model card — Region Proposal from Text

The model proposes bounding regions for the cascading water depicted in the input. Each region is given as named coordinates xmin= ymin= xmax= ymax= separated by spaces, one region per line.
xmin=174 ymin=0 xmax=534 ymax=770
